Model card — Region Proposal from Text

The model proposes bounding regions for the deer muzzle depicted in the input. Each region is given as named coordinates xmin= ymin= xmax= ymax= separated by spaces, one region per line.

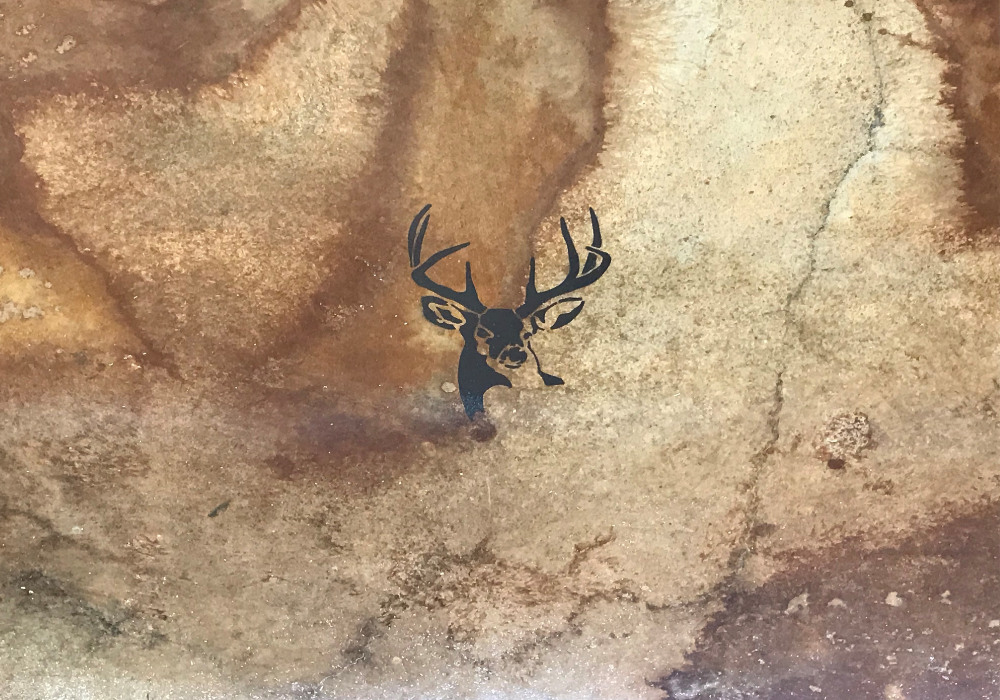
xmin=497 ymin=345 xmax=528 ymax=369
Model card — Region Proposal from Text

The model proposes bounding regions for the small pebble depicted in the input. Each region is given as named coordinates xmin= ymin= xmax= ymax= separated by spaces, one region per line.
xmin=19 ymin=268 xmax=34 ymax=278
xmin=827 ymin=598 xmax=847 ymax=608
xmin=441 ymin=381 xmax=457 ymax=394
xmin=391 ymin=656 xmax=403 ymax=666
xmin=989 ymin=619 xmax=999 ymax=628
xmin=885 ymin=591 xmax=903 ymax=607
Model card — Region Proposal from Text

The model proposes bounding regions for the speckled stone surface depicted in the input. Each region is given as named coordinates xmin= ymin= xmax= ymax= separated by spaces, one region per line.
xmin=1 ymin=0 xmax=999 ymax=698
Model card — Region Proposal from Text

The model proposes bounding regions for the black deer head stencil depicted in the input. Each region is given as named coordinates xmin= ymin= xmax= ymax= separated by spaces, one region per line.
xmin=408 ymin=204 xmax=611 ymax=419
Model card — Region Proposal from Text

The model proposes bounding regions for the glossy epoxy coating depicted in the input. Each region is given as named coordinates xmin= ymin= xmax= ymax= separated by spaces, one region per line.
xmin=1 ymin=0 xmax=999 ymax=698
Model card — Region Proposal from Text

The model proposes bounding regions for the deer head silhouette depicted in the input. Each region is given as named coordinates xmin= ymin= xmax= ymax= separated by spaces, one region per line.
xmin=408 ymin=204 xmax=611 ymax=419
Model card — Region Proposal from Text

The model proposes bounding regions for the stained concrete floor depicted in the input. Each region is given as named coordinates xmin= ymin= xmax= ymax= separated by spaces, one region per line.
xmin=1 ymin=0 xmax=999 ymax=698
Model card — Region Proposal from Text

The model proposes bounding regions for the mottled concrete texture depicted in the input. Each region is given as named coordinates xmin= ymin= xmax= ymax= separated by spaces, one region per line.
xmin=0 ymin=0 xmax=998 ymax=698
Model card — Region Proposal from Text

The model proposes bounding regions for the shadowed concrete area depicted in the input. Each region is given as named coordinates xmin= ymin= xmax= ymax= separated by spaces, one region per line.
xmin=0 ymin=0 xmax=998 ymax=698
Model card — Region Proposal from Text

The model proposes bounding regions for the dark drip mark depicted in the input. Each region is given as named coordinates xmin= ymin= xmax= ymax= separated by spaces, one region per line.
xmin=407 ymin=204 xmax=610 ymax=420
xmin=208 ymin=500 xmax=230 ymax=518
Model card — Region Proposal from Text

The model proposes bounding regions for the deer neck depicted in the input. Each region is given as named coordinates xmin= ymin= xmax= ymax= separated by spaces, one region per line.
xmin=457 ymin=337 xmax=512 ymax=419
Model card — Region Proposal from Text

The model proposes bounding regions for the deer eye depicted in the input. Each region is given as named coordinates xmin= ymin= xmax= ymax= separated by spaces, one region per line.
xmin=476 ymin=327 xmax=492 ymax=339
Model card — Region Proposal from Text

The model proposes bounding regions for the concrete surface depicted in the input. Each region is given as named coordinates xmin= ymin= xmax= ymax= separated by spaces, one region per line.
xmin=0 ymin=0 xmax=998 ymax=697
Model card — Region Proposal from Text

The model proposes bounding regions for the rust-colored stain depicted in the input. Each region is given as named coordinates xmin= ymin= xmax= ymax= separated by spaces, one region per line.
xmin=0 ymin=0 xmax=322 ymax=372
xmin=913 ymin=0 xmax=1000 ymax=245
xmin=0 ymin=115 xmax=166 ymax=369
xmin=0 ymin=0 xmax=612 ymax=460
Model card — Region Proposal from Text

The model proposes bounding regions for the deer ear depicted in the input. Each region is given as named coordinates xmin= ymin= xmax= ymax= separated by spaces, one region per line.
xmin=531 ymin=297 xmax=584 ymax=332
xmin=421 ymin=296 xmax=470 ymax=330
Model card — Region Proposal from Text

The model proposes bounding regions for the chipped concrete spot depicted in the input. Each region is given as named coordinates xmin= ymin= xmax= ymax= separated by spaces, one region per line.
xmin=814 ymin=411 xmax=874 ymax=464
xmin=0 ymin=300 xmax=20 ymax=323
xmin=784 ymin=592 xmax=809 ymax=615
xmin=54 ymin=37 xmax=76 ymax=55
xmin=0 ymin=300 xmax=43 ymax=322
xmin=884 ymin=684 xmax=905 ymax=700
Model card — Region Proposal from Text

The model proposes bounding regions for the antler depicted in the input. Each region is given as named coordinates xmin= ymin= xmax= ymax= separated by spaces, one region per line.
xmin=516 ymin=208 xmax=611 ymax=317
xmin=408 ymin=204 xmax=486 ymax=313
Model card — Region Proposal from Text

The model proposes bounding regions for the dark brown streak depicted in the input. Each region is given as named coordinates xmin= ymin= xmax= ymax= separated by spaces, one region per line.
xmin=311 ymin=0 xmax=433 ymax=331
xmin=652 ymin=499 xmax=1000 ymax=699
xmin=261 ymin=0 xmax=433 ymax=370
xmin=525 ymin=0 xmax=613 ymax=266
xmin=911 ymin=0 xmax=1000 ymax=247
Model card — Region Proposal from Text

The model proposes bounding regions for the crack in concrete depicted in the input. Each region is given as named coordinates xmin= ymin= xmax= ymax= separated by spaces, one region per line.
xmin=724 ymin=16 xmax=889 ymax=588
xmin=784 ymin=17 xmax=887 ymax=329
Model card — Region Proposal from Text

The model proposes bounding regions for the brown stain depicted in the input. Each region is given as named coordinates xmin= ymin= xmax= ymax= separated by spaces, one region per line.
xmin=0 ymin=0 xmax=323 ymax=372
xmin=0 ymin=114 xmax=151 ymax=363
xmin=1 ymin=0 xmax=613 ymax=458
xmin=252 ymin=385 xmax=471 ymax=492
xmin=654 ymin=502 xmax=1000 ymax=699
xmin=0 ymin=352 xmax=466 ymax=494
xmin=0 ymin=0 xmax=319 ymax=105
xmin=286 ymin=0 xmax=612 ymax=407
xmin=912 ymin=0 xmax=1000 ymax=246
xmin=278 ymin=0 xmax=439 ymax=394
